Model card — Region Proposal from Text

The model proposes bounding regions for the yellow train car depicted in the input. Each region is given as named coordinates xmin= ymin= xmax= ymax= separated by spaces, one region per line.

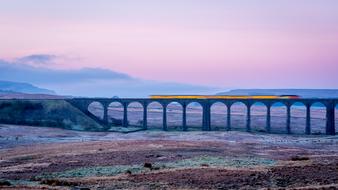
xmin=150 ymin=95 xmax=300 ymax=99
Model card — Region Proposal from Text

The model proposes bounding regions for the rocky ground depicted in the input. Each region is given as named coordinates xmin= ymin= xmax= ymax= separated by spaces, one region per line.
xmin=1 ymin=124 xmax=338 ymax=189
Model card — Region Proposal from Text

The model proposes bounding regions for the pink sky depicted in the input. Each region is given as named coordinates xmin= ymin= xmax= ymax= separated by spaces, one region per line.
xmin=1 ymin=0 xmax=338 ymax=88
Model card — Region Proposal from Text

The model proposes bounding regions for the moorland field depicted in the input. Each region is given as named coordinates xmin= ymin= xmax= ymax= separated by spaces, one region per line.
xmin=0 ymin=100 xmax=338 ymax=189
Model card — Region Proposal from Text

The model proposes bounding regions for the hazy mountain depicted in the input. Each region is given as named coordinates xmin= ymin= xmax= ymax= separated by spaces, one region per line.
xmin=0 ymin=81 xmax=55 ymax=95
xmin=217 ymin=89 xmax=338 ymax=98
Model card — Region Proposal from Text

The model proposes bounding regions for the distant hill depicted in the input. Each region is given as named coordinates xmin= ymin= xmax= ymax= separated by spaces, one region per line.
xmin=0 ymin=92 xmax=67 ymax=99
xmin=0 ymin=81 xmax=55 ymax=95
xmin=217 ymin=89 xmax=338 ymax=98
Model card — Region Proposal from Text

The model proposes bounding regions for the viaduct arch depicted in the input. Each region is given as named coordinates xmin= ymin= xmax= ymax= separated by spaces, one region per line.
xmin=67 ymin=98 xmax=337 ymax=135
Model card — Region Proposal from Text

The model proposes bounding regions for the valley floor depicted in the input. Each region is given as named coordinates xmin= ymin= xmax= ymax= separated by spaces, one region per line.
xmin=1 ymin=124 xmax=338 ymax=189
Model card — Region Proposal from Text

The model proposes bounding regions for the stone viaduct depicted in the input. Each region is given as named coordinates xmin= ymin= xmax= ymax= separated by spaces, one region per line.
xmin=67 ymin=97 xmax=337 ymax=135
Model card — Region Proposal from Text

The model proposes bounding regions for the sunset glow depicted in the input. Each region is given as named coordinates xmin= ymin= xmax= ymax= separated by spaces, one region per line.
xmin=1 ymin=0 xmax=338 ymax=90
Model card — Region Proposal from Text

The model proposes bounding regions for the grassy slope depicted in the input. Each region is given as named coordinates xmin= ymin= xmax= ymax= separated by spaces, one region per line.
xmin=0 ymin=100 xmax=105 ymax=131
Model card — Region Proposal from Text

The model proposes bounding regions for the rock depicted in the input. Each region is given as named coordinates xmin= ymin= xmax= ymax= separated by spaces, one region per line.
xmin=290 ymin=156 xmax=310 ymax=161
xmin=137 ymin=120 xmax=143 ymax=125
xmin=110 ymin=118 xmax=123 ymax=126
xmin=0 ymin=180 xmax=11 ymax=186
xmin=144 ymin=162 xmax=152 ymax=169
xmin=145 ymin=154 xmax=154 ymax=158
xmin=40 ymin=179 xmax=79 ymax=186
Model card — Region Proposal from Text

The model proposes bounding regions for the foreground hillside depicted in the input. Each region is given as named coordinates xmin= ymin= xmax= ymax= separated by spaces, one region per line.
xmin=0 ymin=125 xmax=338 ymax=189
xmin=0 ymin=100 xmax=104 ymax=131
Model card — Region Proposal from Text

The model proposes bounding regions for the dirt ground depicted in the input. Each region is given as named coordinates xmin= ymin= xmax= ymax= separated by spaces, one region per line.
xmin=1 ymin=124 xmax=338 ymax=189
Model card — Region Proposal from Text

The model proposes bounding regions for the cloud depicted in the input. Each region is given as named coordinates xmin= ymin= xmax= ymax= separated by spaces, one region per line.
xmin=0 ymin=57 xmax=219 ymax=97
xmin=16 ymin=54 xmax=57 ymax=65
xmin=0 ymin=59 xmax=132 ymax=84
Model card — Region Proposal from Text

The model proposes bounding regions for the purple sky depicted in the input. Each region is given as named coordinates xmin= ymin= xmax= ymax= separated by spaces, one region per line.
xmin=1 ymin=0 xmax=338 ymax=89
